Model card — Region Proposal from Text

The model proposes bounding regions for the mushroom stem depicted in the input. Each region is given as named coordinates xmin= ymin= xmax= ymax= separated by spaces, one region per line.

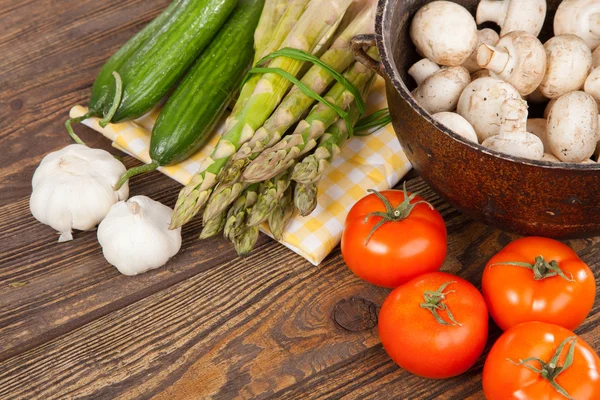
xmin=477 ymin=44 xmax=510 ymax=74
xmin=476 ymin=0 xmax=507 ymax=26
xmin=408 ymin=59 xmax=441 ymax=86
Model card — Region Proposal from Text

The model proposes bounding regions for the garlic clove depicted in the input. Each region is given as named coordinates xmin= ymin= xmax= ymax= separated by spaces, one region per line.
xmin=97 ymin=196 xmax=182 ymax=276
xmin=30 ymin=144 xmax=129 ymax=241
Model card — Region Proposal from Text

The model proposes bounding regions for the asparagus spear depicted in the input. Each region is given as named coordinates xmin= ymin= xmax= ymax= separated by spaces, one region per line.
xmin=203 ymin=181 xmax=248 ymax=223
xmin=246 ymin=170 xmax=292 ymax=227
xmin=170 ymin=0 xmax=353 ymax=229
xmin=231 ymin=225 xmax=260 ymax=256
xmin=294 ymin=181 xmax=318 ymax=217
xmin=224 ymin=183 xmax=259 ymax=240
xmin=267 ymin=185 xmax=295 ymax=240
xmin=199 ymin=211 xmax=226 ymax=239
xmin=231 ymin=0 xmax=310 ymax=119
xmin=241 ymin=58 xmax=376 ymax=183
xmin=217 ymin=2 xmax=377 ymax=187
xmin=253 ymin=0 xmax=289 ymax=64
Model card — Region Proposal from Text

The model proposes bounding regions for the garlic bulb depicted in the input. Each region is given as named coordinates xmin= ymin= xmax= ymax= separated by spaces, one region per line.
xmin=97 ymin=196 xmax=182 ymax=276
xmin=30 ymin=144 xmax=129 ymax=242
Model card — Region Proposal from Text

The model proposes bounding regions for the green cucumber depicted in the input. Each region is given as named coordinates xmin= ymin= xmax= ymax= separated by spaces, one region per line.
xmin=88 ymin=0 xmax=183 ymax=115
xmin=115 ymin=0 xmax=265 ymax=188
xmin=104 ymin=0 xmax=237 ymax=124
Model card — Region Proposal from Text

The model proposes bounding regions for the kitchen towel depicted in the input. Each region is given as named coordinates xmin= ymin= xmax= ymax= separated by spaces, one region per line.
xmin=70 ymin=76 xmax=411 ymax=265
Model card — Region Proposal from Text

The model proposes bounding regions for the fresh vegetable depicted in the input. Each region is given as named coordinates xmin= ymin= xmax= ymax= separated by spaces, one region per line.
xmin=482 ymin=237 xmax=596 ymax=331
xmin=457 ymin=77 xmax=522 ymax=142
xmin=170 ymin=0 xmax=354 ymax=229
xmin=483 ymin=322 xmax=600 ymax=400
xmin=462 ymin=29 xmax=499 ymax=74
xmin=241 ymin=58 xmax=375 ymax=183
xmin=482 ymin=99 xmax=544 ymax=160
xmin=584 ymin=67 xmax=600 ymax=102
xmin=267 ymin=185 xmax=294 ymax=240
xmin=538 ymin=35 xmax=593 ymax=99
xmin=30 ymin=144 xmax=129 ymax=242
xmin=477 ymin=31 xmax=546 ymax=96
xmin=594 ymin=46 xmax=600 ymax=67
xmin=554 ymin=0 xmax=600 ymax=50
xmin=378 ymin=272 xmax=488 ymax=379
xmin=97 ymin=196 xmax=182 ymax=276
xmin=410 ymin=1 xmax=478 ymax=67
xmin=115 ymin=0 xmax=266 ymax=189
xmin=546 ymin=91 xmax=598 ymax=162
xmin=476 ymin=0 xmax=547 ymax=37
xmin=527 ymin=118 xmax=550 ymax=151
xmin=246 ymin=170 xmax=292 ymax=227
xmin=199 ymin=211 xmax=227 ymax=239
xmin=103 ymin=0 xmax=237 ymax=124
xmin=213 ymin=0 xmax=377 ymax=194
xmin=341 ymin=185 xmax=446 ymax=288
xmin=409 ymin=62 xmax=471 ymax=114
xmin=432 ymin=112 xmax=478 ymax=143
xmin=224 ymin=184 xmax=259 ymax=241
xmin=293 ymin=181 xmax=318 ymax=217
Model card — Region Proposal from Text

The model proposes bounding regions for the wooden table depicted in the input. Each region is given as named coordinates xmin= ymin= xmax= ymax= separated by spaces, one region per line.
xmin=2 ymin=1 xmax=600 ymax=399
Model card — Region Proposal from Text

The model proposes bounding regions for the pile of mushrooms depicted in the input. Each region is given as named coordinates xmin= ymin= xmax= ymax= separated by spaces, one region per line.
xmin=409 ymin=0 xmax=600 ymax=164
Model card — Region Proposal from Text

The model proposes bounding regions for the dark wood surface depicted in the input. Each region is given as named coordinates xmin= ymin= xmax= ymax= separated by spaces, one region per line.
xmin=1 ymin=1 xmax=599 ymax=399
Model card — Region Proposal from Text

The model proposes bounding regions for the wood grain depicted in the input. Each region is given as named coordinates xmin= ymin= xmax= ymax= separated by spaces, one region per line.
xmin=1 ymin=1 xmax=600 ymax=399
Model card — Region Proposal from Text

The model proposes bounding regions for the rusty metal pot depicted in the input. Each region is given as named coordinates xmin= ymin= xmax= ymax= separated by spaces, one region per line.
xmin=351 ymin=0 xmax=600 ymax=239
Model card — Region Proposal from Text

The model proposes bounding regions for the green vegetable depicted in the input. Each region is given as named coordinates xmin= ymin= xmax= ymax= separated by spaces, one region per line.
xmin=104 ymin=0 xmax=236 ymax=123
xmin=115 ymin=0 xmax=265 ymax=188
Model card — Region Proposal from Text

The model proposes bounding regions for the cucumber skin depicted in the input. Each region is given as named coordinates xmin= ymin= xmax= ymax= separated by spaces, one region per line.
xmin=88 ymin=0 xmax=182 ymax=114
xmin=106 ymin=0 xmax=237 ymax=123
xmin=150 ymin=0 xmax=266 ymax=166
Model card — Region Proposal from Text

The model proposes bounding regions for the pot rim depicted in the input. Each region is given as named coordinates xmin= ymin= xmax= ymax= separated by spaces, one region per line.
xmin=374 ymin=0 xmax=600 ymax=171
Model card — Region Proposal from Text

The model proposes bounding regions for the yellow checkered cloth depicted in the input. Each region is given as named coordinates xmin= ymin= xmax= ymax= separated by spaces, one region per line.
xmin=70 ymin=76 xmax=411 ymax=265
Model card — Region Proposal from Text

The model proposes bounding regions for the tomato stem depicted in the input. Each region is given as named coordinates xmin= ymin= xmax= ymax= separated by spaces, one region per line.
xmin=491 ymin=256 xmax=574 ymax=282
xmin=507 ymin=336 xmax=577 ymax=400
xmin=99 ymin=71 xmax=123 ymax=128
xmin=419 ymin=281 xmax=461 ymax=326
xmin=363 ymin=183 xmax=434 ymax=245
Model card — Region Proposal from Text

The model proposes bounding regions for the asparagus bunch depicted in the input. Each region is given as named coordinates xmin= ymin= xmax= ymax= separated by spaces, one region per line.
xmin=241 ymin=58 xmax=376 ymax=183
xmin=170 ymin=0 xmax=354 ymax=229
xmin=224 ymin=184 xmax=260 ymax=256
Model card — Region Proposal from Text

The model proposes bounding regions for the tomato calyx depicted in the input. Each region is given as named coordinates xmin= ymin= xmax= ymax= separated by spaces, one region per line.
xmin=507 ymin=336 xmax=578 ymax=400
xmin=419 ymin=281 xmax=462 ymax=326
xmin=491 ymin=255 xmax=575 ymax=282
xmin=363 ymin=183 xmax=434 ymax=245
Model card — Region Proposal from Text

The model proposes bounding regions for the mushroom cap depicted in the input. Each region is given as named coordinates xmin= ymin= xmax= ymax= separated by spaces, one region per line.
xmin=482 ymin=132 xmax=544 ymax=160
xmin=547 ymin=91 xmax=599 ymax=162
xmin=527 ymin=118 xmax=550 ymax=151
xmin=539 ymin=35 xmax=593 ymax=99
xmin=471 ymin=69 xmax=498 ymax=81
xmin=410 ymin=1 xmax=478 ymax=67
xmin=593 ymin=47 xmax=600 ymax=68
xmin=584 ymin=66 xmax=600 ymax=102
xmin=432 ymin=112 xmax=479 ymax=143
xmin=542 ymin=153 xmax=561 ymax=162
xmin=412 ymin=66 xmax=471 ymax=114
xmin=462 ymin=29 xmax=500 ymax=73
xmin=408 ymin=58 xmax=441 ymax=86
xmin=476 ymin=0 xmax=547 ymax=37
xmin=477 ymin=31 xmax=546 ymax=96
xmin=544 ymin=99 xmax=557 ymax=119
xmin=457 ymin=77 xmax=522 ymax=142
xmin=554 ymin=0 xmax=600 ymax=50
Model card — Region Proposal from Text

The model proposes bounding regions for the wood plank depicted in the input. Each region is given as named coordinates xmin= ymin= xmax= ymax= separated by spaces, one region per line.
xmin=1 ymin=180 xmax=598 ymax=399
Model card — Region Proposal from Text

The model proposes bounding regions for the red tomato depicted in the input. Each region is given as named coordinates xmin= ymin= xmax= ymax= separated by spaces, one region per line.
xmin=378 ymin=272 xmax=488 ymax=379
xmin=341 ymin=187 xmax=447 ymax=288
xmin=482 ymin=237 xmax=595 ymax=331
xmin=483 ymin=321 xmax=600 ymax=400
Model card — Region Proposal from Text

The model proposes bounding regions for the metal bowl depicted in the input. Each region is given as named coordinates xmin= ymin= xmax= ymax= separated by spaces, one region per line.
xmin=351 ymin=0 xmax=600 ymax=239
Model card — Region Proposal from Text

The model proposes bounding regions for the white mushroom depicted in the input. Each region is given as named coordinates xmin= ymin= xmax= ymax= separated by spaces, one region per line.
xmin=584 ymin=66 xmax=600 ymax=103
xmin=432 ymin=112 xmax=479 ymax=143
xmin=544 ymin=99 xmax=557 ymax=119
xmin=410 ymin=1 xmax=478 ymax=66
xmin=409 ymin=61 xmax=471 ymax=114
xmin=527 ymin=118 xmax=550 ymax=151
xmin=477 ymin=31 xmax=546 ymax=96
xmin=408 ymin=58 xmax=441 ymax=86
xmin=582 ymin=158 xmax=597 ymax=164
xmin=457 ymin=77 xmax=522 ymax=142
xmin=554 ymin=0 xmax=600 ymax=50
xmin=539 ymin=35 xmax=593 ymax=99
xmin=471 ymin=69 xmax=498 ymax=81
xmin=462 ymin=29 xmax=500 ymax=73
xmin=482 ymin=99 xmax=544 ymax=160
xmin=593 ymin=47 xmax=600 ymax=67
xmin=547 ymin=91 xmax=599 ymax=162
xmin=542 ymin=153 xmax=562 ymax=162
xmin=476 ymin=0 xmax=547 ymax=37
